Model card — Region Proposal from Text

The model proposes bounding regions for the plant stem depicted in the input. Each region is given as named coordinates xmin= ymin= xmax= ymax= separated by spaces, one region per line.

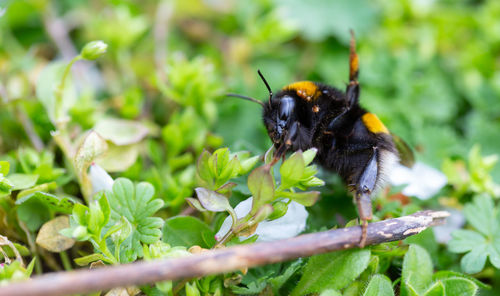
xmin=55 ymin=55 xmax=81 ymax=123
xmin=59 ymin=251 xmax=72 ymax=271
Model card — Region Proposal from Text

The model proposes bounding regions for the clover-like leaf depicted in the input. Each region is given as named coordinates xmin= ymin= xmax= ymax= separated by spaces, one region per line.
xmin=449 ymin=194 xmax=500 ymax=273
xmin=105 ymin=178 xmax=164 ymax=261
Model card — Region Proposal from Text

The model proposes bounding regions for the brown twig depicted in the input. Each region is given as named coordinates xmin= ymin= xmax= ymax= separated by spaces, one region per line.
xmin=0 ymin=210 xmax=449 ymax=296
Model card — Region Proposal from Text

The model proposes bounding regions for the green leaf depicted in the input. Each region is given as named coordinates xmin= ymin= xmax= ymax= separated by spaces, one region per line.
xmin=279 ymin=191 xmax=319 ymax=207
xmin=448 ymin=230 xmax=486 ymax=253
xmin=94 ymin=118 xmax=148 ymax=146
xmin=302 ymin=148 xmax=318 ymax=165
xmin=16 ymin=197 xmax=51 ymax=231
xmin=74 ymin=253 xmax=107 ymax=266
xmin=433 ymin=270 xmax=490 ymax=290
xmin=197 ymin=150 xmax=213 ymax=187
xmin=106 ymin=178 xmax=164 ymax=256
xmin=36 ymin=61 xmax=77 ymax=123
xmin=16 ymin=192 xmax=74 ymax=214
xmin=0 ymin=161 xmax=10 ymax=175
xmin=280 ymin=151 xmax=305 ymax=187
xmin=291 ymin=249 xmax=371 ymax=296
xmin=463 ymin=194 xmax=496 ymax=236
xmin=194 ymin=187 xmax=232 ymax=212
xmin=8 ymin=174 xmax=39 ymax=190
xmin=95 ymin=142 xmax=140 ymax=172
xmin=441 ymin=278 xmax=478 ymax=296
xmin=362 ymin=275 xmax=394 ymax=296
xmin=402 ymin=245 xmax=433 ymax=294
xmin=163 ymin=216 xmax=215 ymax=248
xmin=423 ymin=281 xmax=444 ymax=296
xmin=319 ymin=290 xmax=342 ymax=296
xmin=239 ymin=155 xmax=260 ymax=175
xmin=268 ymin=260 xmax=303 ymax=294
xmin=460 ymin=244 xmax=488 ymax=274
xmin=248 ymin=166 xmax=275 ymax=213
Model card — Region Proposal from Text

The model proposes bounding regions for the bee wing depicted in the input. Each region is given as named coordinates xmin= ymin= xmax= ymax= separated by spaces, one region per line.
xmin=391 ymin=133 xmax=415 ymax=168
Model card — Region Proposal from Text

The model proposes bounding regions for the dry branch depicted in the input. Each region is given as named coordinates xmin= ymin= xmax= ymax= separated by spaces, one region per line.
xmin=0 ymin=210 xmax=449 ymax=296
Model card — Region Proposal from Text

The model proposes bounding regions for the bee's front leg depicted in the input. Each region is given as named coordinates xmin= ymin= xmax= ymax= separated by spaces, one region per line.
xmin=355 ymin=147 xmax=378 ymax=248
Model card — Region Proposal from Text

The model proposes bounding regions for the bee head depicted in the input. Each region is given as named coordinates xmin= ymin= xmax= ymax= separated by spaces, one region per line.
xmin=263 ymin=95 xmax=295 ymax=147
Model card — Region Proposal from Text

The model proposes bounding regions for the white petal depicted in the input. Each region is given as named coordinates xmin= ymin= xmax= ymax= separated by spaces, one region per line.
xmin=254 ymin=201 xmax=308 ymax=242
xmin=389 ymin=162 xmax=447 ymax=200
xmin=215 ymin=197 xmax=309 ymax=242
xmin=89 ymin=163 xmax=114 ymax=195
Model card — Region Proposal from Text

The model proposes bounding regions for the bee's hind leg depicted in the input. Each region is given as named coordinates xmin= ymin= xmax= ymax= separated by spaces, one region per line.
xmin=356 ymin=191 xmax=372 ymax=248
xmin=355 ymin=147 xmax=379 ymax=248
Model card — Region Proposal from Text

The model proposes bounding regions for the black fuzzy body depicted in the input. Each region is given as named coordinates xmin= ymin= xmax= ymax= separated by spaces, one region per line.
xmin=262 ymin=82 xmax=398 ymax=191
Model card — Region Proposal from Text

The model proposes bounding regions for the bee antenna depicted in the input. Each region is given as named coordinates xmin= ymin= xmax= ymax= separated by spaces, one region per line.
xmin=257 ymin=70 xmax=273 ymax=104
xmin=226 ymin=93 xmax=265 ymax=107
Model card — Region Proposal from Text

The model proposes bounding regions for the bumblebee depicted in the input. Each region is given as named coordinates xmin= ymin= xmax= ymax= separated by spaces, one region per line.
xmin=228 ymin=32 xmax=414 ymax=247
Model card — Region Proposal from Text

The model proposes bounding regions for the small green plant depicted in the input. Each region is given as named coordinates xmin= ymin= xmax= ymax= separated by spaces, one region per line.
xmin=448 ymin=194 xmax=500 ymax=274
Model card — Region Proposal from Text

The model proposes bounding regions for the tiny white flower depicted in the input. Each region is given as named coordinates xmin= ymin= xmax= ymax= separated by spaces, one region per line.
xmin=89 ymin=163 xmax=114 ymax=195
xmin=389 ymin=162 xmax=447 ymax=200
xmin=215 ymin=197 xmax=308 ymax=242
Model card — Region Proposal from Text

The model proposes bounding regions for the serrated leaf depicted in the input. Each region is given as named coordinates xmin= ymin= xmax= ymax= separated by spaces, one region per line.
xmin=163 ymin=216 xmax=214 ymax=248
xmin=362 ymin=275 xmax=394 ymax=296
xmin=248 ymin=166 xmax=275 ymax=213
xmin=463 ymin=194 xmax=496 ymax=236
xmin=448 ymin=229 xmax=485 ymax=253
xmin=402 ymin=245 xmax=433 ymax=294
xmin=291 ymin=249 xmax=371 ymax=296
xmin=36 ymin=216 xmax=75 ymax=252
xmin=106 ymin=178 xmax=164 ymax=252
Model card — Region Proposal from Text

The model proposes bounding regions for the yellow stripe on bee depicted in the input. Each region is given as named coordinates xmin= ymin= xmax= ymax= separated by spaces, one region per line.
xmin=283 ymin=81 xmax=320 ymax=101
xmin=362 ymin=113 xmax=389 ymax=134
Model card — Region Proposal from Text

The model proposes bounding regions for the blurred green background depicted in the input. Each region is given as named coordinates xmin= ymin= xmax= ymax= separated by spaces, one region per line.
xmin=1 ymin=0 xmax=499 ymax=174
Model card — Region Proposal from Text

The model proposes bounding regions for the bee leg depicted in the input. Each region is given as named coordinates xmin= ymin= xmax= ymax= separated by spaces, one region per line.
xmin=346 ymin=30 xmax=360 ymax=108
xmin=355 ymin=147 xmax=378 ymax=248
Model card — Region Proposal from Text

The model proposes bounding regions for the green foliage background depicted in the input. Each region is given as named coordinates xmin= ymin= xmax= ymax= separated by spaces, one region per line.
xmin=1 ymin=0 xmax=500 ymax=295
